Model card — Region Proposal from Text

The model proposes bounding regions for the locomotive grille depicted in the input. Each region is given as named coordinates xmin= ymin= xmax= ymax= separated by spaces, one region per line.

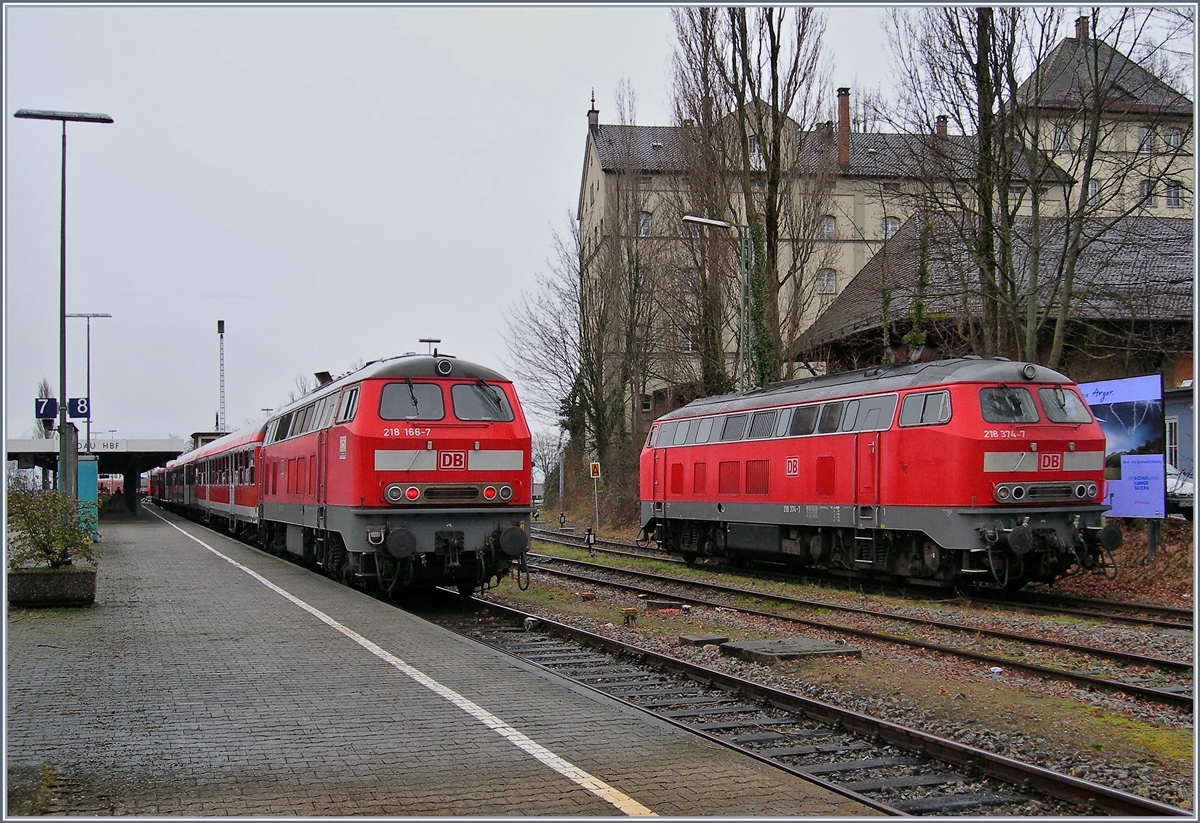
xmin=424 ymin=485 xmax=481 ymax=502
xmin=1024 ymin=483 xmax=1075 ymax=501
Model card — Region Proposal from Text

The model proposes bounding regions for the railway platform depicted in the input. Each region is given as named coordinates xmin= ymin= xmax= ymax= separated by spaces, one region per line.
xmin=6 ymin=508 xmax=882 ymax=817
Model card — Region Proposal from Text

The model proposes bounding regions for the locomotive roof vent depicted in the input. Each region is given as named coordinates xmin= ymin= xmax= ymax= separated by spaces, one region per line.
xmin=436 ymin=359 xmax=453 ymax=375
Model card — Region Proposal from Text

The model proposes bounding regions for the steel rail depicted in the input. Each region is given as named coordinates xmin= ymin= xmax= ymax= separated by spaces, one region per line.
xmin=474 ymin=599 xmax=1190 ymax=817
xmin=528 ymin=557 xmax=1194 ymax=709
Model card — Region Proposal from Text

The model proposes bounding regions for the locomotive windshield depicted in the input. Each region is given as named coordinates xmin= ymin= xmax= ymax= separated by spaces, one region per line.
xmin=979 ymin=386 xmax=1039 ymax=423
xmin=1039 ymin=387 xmax=1093 ymax=424
xmin=380 ymin=382 xmax=445 ymax=420
xmin=451 ymin=382 xmax=515 ymax=422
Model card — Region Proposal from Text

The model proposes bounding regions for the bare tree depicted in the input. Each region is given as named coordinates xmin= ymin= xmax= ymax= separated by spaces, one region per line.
xmin=883 ymin=6 xmax=1192 ymax=366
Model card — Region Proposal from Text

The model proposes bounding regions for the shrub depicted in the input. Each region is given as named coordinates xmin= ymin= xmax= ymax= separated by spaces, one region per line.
xmin=6 ymin=474 xmax=96 ymax=570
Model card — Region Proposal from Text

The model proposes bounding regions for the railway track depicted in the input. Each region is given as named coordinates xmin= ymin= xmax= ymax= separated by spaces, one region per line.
xmin=424 ymin=595 xmax=1189 ymax=817
xmin=532 ymin=527 xmax=1194 ymax=630
xmin=524 ymin=553 xmax=1193 ymax=710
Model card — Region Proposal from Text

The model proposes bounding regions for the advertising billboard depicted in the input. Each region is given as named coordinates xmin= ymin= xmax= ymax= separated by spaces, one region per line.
xmin=1079 ymin=374 xmax=1166 ymax=519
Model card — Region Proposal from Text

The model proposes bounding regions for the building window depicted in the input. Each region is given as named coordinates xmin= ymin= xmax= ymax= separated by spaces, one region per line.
xmin=818 ymin=215 xmax=836 ymax=239
xmin=1164 ymin=128 xmax=1183 ymax=152
xmin=881 ymin=216 xmax=900 ymax=239
xmin=642 ymin=394 xmax=652 ymax=414
xmin=639 ymin=175 xmax=652 ymax=187
xmin=1139 ymin=179 xmax=1156 ymax=206
xmin=680 ymin=268 xmax=700 ymax=292
xmin=748 ymin=134 xmax=764 ymax=169
xmin=638 ymin=211 xmax=652 ymax=237
xmin=882 ymin=182 xmax=901 ymax=192
xmin=1166 ymin=181 xmax=1183 ymax=208
xmin=1053 ymin=124 xmax=1072 ymax=152
xmin=816 ymin=268 xmax=837 ymax=295
xmin=1008 ymin=184 xmax=1025 ymax=201
xmin=1087 ymin=179 xmax=1100 ymax=206
xmin=1138 ymin=126 xmax=1154 ymax=154
xmin=681 ymin=325 xmax=699 ymax=353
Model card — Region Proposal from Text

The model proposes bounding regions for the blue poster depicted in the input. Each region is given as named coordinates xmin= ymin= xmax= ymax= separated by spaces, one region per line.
xmin=1079 ymin=375 xmax=1165 ymax=519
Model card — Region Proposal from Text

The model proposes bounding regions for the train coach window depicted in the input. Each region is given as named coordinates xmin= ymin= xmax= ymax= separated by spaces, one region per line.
xmin=381 ymin=382 xmax=444 ymax=420
xmin=788 ymin=405 xmax=818 ymax=436
xmin=452 ymin=382 xmax=515 ymax=422
xmin=721 ymin=414 xmax=748 ymax=441
xmin=1039 ymin=387 xmax=1092 ymax=424
xmin=900 ymin=390 xmax=952 ymax=427
xmin=695 ymin=417 xmax=715 ymax=443
xmin=817 ymin=402 xmax=844 ymax=433
xmin=748 ymin=410 xmax=778 ymax=439
xmin=979 ymin=387 xmax=1038 ymax=424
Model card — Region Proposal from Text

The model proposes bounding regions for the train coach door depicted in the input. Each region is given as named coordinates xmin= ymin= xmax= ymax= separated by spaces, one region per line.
xmin=855 ymin=432 xmax=879 ymax=507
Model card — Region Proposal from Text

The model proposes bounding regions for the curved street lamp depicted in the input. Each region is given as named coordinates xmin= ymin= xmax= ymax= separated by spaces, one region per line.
xmin=14 ymin=108 xmax=114 ymax=499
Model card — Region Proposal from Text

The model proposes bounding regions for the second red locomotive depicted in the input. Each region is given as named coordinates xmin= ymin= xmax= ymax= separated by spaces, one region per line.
xmin=151 ymin=354 xmax=532 ymax=596
xmin=640 ymin=357 xmax=1122 ymax=590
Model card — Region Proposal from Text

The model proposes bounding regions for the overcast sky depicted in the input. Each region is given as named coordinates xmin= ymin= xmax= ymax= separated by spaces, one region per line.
xmin=5 ymin=5 xmax=894 ymax=442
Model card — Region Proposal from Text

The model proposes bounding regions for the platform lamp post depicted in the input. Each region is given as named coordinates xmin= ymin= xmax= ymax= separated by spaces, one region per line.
xmin=682 ymin=214 xmax=753 ymax=391
xmin=66 ymin=312 xmax=112 ymax=452
xmin=14 ymin=108 xmax=114 ymax=501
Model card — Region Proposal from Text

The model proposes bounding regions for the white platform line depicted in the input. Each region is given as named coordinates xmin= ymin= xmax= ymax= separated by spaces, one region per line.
xmin=148 ymin=510 xmax=656 ymax=816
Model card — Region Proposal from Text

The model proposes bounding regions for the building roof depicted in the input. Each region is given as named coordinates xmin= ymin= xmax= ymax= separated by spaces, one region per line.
xmin=591 ymin=122 xmax=1071 ymax=184
xmin=1018 ymin=35 xmax=1193 ymax=117
xmin=800 ymin=213 xmax=1193 ymax=350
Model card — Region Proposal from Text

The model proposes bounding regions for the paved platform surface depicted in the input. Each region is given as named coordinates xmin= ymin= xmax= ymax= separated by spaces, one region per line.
xmin=6 ymin=508 xmax=882 ymax=817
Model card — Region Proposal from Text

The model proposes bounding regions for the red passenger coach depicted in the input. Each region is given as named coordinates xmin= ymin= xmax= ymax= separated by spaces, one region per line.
xmin=151 ymin=354 xmax=532 ymax=597
xmin=640 ymin=357 xmax=1122 ymax=590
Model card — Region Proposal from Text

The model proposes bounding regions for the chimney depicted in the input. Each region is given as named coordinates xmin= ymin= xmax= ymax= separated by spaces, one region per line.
xmin=1075 ymin=15 xmax=1088 ymax=40
xmin=587 ymin=88 xmax=599 ymax=131
xmin=936 ymin=115 xmax=948 ymax=137
xmin=837 ymin=87 xmax=850 ymax=167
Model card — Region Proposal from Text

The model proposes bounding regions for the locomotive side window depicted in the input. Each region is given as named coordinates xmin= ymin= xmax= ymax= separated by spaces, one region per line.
xmin=646 ymin=424 xmax=659 ymax=447
xmin=721 ymin=414 xmax=749 ymax=441
xmin=380 ymin=382 xmax=445 ymax=421
xmin=839 ymin=400 xmax=860 ymax=432
xmin=979 ymin=387 xmax=1038 ymax=424
xmin=748 ymin=410 xmax=778 ymax=439
xmin=775 ymin=408 xmax=793 ymax=436
xmin=658 ymin=421 xmax=678 ymax=446
xmin=452 ymin=382 xmax=515 ymax=422
xmin=854 ymin=394 xmax=898 ymax=432
xmin=1039 ymin=387 xmax=1092 ymax=424
xmin=817 ymin=402 xmax=844 ymax=433
xmin=335 ymin=387 xmax=360 ymax=424
xmin=789 ymin=405 xmax=818 ymax=436
xmin=695 ymin=417 xmax=715 ymax=443
xmin=899 ymin=391 xmax=952 ymax=426
xmin=672 ymin=420 xmax=692 ymax=445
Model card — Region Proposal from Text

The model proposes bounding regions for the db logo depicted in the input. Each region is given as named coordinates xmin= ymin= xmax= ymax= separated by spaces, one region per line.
xmin=785 ymin=456 xmax=800 ymax=477
xmin=439 ymin=451 xmax=467 ymax=470
xmin=1039 ymin=453 xmax=1062 ymax=471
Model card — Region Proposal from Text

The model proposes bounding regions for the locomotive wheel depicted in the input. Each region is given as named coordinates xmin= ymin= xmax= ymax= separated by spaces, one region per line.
xmin=681 ymin=552 xmax=698 ymax=566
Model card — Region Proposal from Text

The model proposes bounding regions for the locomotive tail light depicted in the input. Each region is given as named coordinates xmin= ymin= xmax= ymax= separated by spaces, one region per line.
xmin=995 ymin=485 xmax=1011 ymax=502
xmin=499 ymin=485 xmax=513 ymax=501
xmin=405 ymin=486 xmax=420 ymax=501
xmin=483 ymin=485 xmax=497 ymax=500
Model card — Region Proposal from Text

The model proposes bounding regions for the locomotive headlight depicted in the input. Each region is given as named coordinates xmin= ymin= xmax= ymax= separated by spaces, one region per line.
xmin=1074 ymin=484 xmax=1089 ymax=499
xmin=995 ymin=485 xmax=1011 ymax=502
xmin=1086 ymin=482 xmax=1098 ymax=499
xmin=499 ymin=485 xmax=513 ymax=501
xmin=483 ymin=486 xmax=497 ymax=500
xmin=1010 ymin=485 xmax=1026 ymax=501
xmin=405 ymin=486 xmax=420 ymax=501
xmin=384 ymin=484 xmax=405 ymax=504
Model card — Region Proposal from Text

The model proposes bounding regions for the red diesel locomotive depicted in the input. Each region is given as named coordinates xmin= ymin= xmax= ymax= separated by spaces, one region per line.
xmin=640 ymin=357 xmax=1122 ymax=590
xmin=151 ymin=354 xmax=532 ymax=596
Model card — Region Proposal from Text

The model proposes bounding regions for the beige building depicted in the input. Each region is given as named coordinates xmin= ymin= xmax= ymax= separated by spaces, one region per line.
xmin=576 ymin=17 xmax=1192 ymax=428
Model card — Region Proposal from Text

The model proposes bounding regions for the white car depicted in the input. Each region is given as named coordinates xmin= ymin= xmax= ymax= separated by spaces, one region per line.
xmin=1166 ymin=464 xmax=1194 ymax=521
